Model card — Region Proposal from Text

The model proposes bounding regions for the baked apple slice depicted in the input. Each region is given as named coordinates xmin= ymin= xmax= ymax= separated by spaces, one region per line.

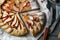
xmin=21 ymin=2 xmax=31 ymax=12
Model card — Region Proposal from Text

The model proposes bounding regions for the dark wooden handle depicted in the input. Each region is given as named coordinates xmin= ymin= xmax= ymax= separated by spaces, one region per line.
xmin=42 ymin=28 xmax=49 ymax=40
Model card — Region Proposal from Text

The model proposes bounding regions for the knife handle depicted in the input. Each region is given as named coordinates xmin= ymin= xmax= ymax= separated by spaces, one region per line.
xmin=42 ymin=28 xmax=49 ymax=40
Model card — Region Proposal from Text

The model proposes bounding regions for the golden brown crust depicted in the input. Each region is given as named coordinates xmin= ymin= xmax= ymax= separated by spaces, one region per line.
xmin=10 ymin=27 xmax=27 ymax=36
xmin=0 ymin=19 xmax=28 ymax=36
xmin=1 ymin=24 xmax=9 ymax=30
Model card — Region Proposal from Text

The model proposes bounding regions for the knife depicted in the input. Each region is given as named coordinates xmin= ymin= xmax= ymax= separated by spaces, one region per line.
xmin=42 ymin=11 xmax=52 ymax=40
xmin=35 ymin=0 xmax=52 ymax=40
xmin=42 ymin=7 xmax=53 ymax=40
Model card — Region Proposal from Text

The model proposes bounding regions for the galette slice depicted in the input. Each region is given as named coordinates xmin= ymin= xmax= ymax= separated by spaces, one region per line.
xmin=22 ymin=13 xmax=45 ymax=36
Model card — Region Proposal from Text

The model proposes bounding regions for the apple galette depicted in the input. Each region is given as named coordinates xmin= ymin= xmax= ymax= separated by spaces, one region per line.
xmin=22 ymin=13 xmax=45 ymax=36
xmin=0 ymin=0 xmax=46 ymax=36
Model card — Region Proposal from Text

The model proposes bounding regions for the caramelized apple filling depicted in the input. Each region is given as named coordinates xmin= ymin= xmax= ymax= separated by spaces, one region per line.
xmin=2 ymin=11 xmax=23 ymax=29
xmin=26 ymin=21 xmax=33 ymax=29
xmin=2 ymin=0 xmax=31 ymax=12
